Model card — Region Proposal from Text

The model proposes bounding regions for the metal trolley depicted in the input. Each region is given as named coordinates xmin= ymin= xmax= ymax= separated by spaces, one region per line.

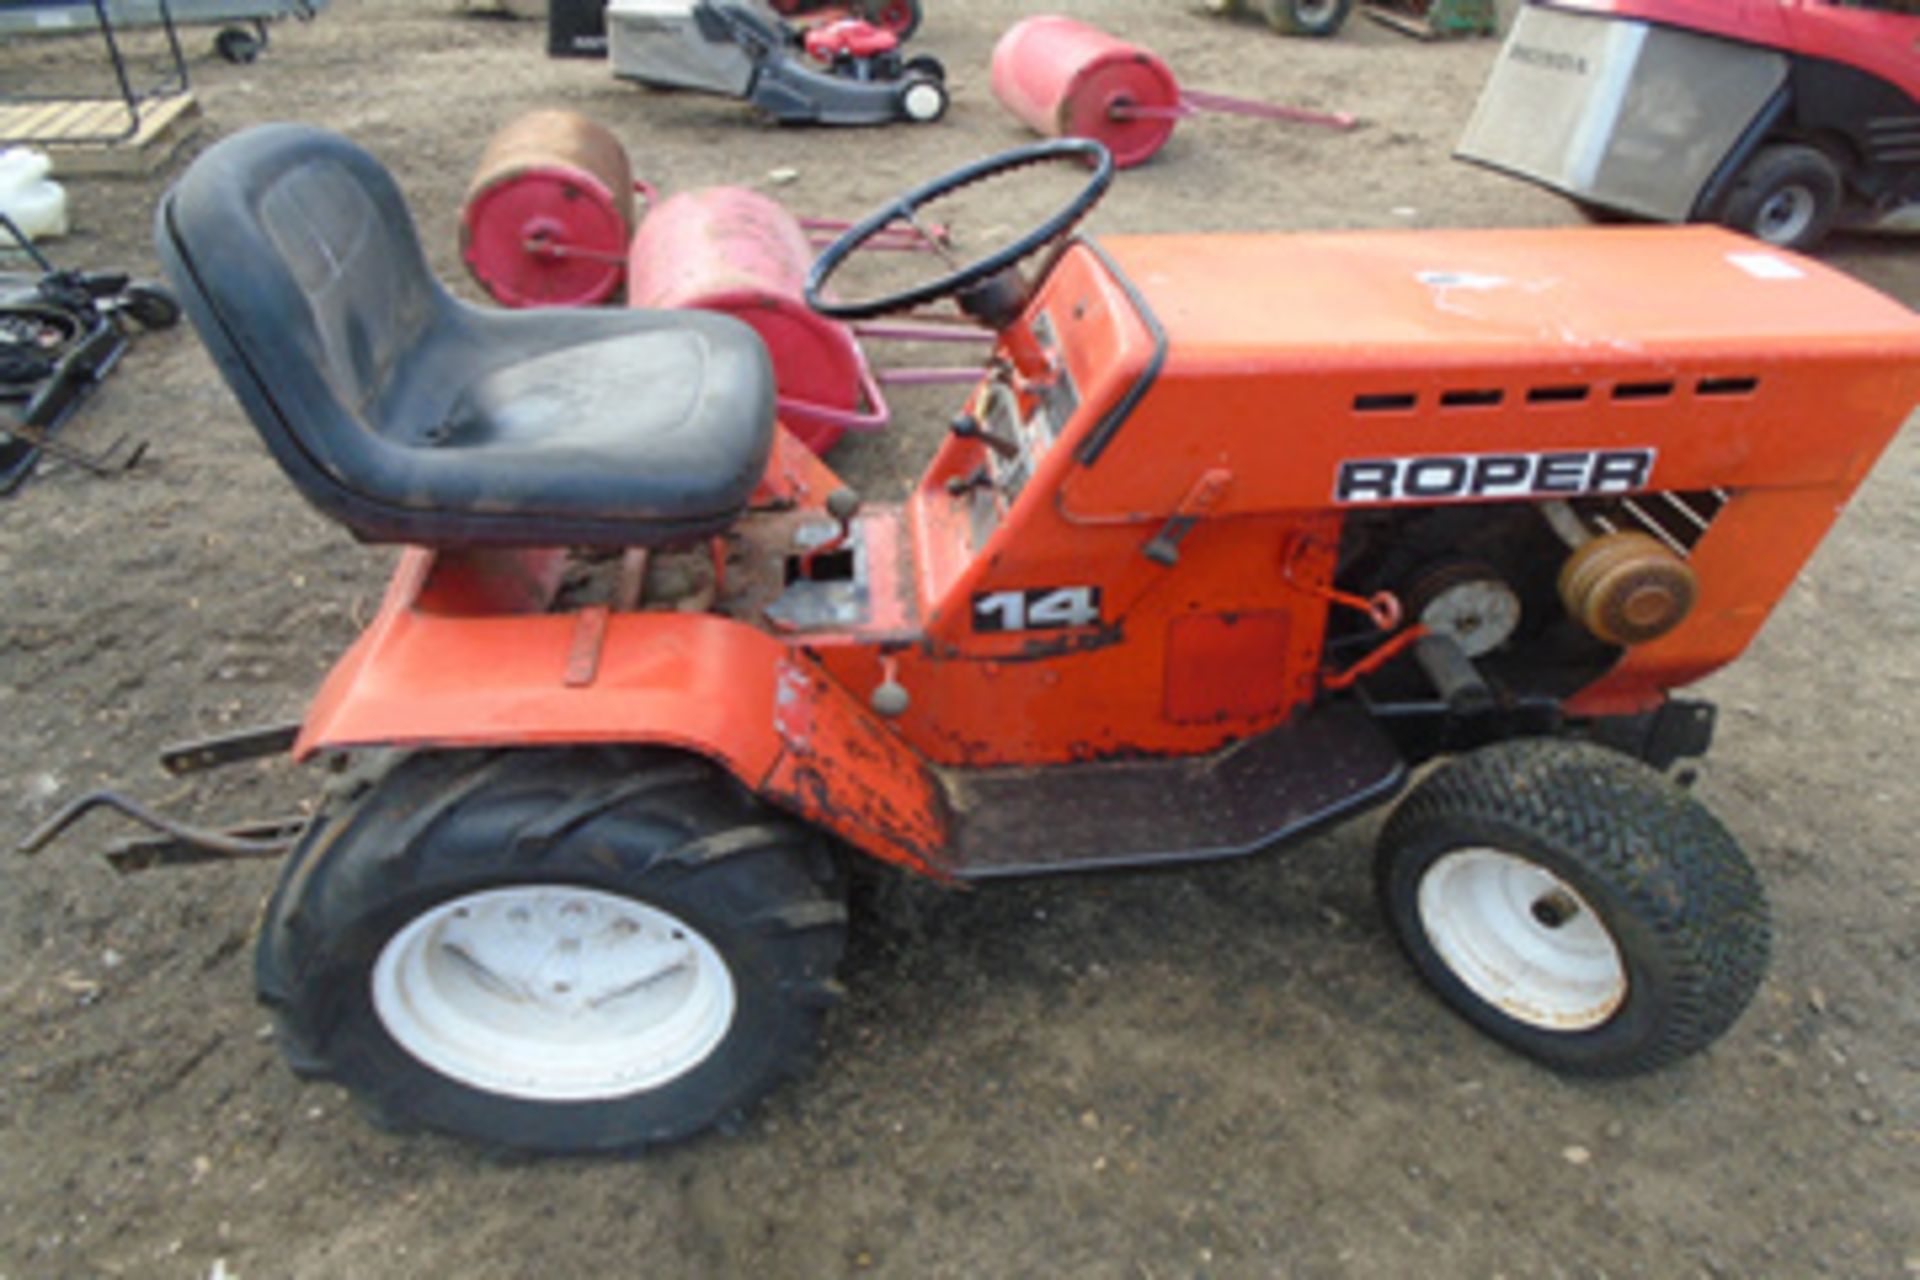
xmin=0 ymin=0 xmax=328 ymax=64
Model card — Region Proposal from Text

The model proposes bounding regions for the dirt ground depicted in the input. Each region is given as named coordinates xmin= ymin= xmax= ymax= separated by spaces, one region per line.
xmin=3 ymin=1 xmax=1919 ymax=1276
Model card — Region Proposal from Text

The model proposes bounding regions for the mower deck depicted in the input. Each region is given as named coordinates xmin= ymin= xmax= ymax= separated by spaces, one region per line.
xmin=941 ymin=699 xmax=1405 ymax=879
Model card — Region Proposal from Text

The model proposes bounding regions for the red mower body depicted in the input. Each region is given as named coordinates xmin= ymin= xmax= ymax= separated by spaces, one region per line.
xmin=1548 ymin=0 xmax=1920 ymax=102
xmin=803 ymin=18 xmax=897 ymax=60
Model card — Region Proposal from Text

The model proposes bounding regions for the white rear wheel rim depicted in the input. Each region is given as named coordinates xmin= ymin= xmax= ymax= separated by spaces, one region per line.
xmin=372 ymin=886 xmax=736 ymax=1102
xmin=903 ymin=82 xmax=943 ymax=121
xmin=1417 ymin=848 xmax=1626 ymax=1032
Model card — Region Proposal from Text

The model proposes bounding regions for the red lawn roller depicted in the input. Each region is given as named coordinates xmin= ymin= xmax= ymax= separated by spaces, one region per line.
xmin=991 ymin=15 xmax=1358 ymax=168
xmin=628 ymin=187 xmax=887 ymax=455
xmin=462 ymin=111 xmax=637 ymax=309
xmin=462 ymin=110 xmax=985 ymax=456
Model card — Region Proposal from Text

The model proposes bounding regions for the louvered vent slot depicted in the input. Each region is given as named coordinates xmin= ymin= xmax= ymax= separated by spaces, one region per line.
xmin=1575 ymin=489 xmax=1727 ymax=556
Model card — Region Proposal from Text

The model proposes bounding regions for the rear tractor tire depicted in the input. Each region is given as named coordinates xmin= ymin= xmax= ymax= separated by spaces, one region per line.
xmin=1376 ymin=739 xmax=1769 ymax=1076
xmin=255 ymin=748 xmax=846 ymax=1153
xmin=1715 ymin=143 xmax=1844 ymax=252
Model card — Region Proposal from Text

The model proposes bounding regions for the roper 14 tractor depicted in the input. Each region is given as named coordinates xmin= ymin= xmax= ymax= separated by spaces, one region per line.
xmin=113 ymin=126 xmax=1920 ymax=1152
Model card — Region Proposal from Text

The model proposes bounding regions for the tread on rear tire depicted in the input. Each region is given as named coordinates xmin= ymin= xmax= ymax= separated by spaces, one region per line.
xmin=255 ymin=747 xmax=845 ymax=1153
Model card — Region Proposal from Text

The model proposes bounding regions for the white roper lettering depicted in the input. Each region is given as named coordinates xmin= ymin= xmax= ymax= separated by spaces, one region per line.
xmin=1335 ymin=448 xmax=1656 ymax=504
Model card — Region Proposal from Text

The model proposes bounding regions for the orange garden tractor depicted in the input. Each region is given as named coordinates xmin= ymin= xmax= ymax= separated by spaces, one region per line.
xmin=62 ymin=124 xmax=1920 ymax=1153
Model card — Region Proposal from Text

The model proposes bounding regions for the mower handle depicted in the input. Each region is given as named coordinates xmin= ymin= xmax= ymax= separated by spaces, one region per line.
xmin=804 ymin=138 xmax=1115 ymax=322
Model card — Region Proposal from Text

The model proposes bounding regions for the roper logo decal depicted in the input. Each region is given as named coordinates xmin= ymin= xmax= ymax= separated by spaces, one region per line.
xmin=1335 ymin=448 xmax=1656 ymax=505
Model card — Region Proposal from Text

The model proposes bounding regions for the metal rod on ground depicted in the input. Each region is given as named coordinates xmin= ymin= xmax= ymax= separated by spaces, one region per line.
xmin=17 ymin=789 xmax=300 ymax=858
xmin=1114 ymin=90 xmax=1358 ymax=132
xmin=0 ymin=212 xmax=56 ymax=273
xmin=0 ymin=411 xmax=145 ymax=476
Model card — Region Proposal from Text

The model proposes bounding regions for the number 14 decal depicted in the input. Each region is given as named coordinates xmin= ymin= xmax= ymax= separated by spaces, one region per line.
xmin=972 ymin=586 xmax=1103 ymax=633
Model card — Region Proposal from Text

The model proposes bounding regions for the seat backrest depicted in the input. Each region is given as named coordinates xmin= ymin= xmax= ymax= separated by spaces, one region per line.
xmin=156 ymin=124 xmax=450 ymax=515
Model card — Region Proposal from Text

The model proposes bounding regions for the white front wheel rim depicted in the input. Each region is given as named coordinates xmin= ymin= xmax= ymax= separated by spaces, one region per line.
xmin=1417 ymin=849 xmax=1627 ymax=1032
xmin=372 ymin=886 xmax=737 ymax=1102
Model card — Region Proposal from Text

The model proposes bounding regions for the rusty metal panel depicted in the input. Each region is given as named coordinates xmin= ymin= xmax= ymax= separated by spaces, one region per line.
xmin=765 ymin=658 xmax=953 ymax=878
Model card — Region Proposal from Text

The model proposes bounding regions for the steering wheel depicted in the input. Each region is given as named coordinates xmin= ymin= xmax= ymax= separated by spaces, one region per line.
xmin=805 ymin=138 xmax=1116 ymax=321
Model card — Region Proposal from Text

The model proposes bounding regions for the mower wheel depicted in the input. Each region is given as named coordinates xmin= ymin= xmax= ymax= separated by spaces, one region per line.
xmin=214 ymin=24 xmax=262 ymax=63
xmin=1260 ymin=0 xmax=1353 ymax=37
xmin=903 ymin=54 xmax=945 ymax=82
xmin=255 ymin=748 xmax=846 ymax=1153
xmin=1376 ymin=738 xmax=1769 ymax=1076
xmin=861 ymin=0 xmax=921 ymax=39
xmin=1571 ymin=199 xmax=1633 ymax=226
xmin=118 ymin=283 xmax=182 ymax=331
xmin=898 ymin=76 xmax=949 ymax=125
xmin=1716 ymin=144 xmax=1844 ymax=252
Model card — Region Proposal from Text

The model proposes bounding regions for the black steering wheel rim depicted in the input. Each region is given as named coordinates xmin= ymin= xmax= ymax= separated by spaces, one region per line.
xmin=804 ymin=138 xmax=1116 ymax=321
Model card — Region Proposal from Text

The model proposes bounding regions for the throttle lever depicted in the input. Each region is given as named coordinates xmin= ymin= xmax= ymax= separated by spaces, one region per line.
xmin=949 ymin=412 xmax=1022 ymax=460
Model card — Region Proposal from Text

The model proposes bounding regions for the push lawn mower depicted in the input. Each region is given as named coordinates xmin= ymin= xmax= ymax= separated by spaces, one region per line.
xmin=610 ymin=0 xmax=947 ymax=126
xmin=1459 ymin=0 xmax=1920 ymax=250
xmin=54 ymin=123 xmax=1920 ymax=1153
xmin=0 ymin=216 xmax=180 ymax=491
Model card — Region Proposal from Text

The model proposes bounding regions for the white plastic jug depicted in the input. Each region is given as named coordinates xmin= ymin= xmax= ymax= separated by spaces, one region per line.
xmin=0 ymin=148 xmax=70 ymax=242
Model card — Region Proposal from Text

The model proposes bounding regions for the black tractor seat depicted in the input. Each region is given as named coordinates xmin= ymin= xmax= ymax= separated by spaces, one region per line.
xmin=156 ymin=124 xmax=776 ymax=549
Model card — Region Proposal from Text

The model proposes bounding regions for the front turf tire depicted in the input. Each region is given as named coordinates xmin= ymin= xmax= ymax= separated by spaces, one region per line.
xmin=1376 ymin=739 xmax=1770 ymax=1076
xmin=255 ymin=749 xmax=845 ymax=1154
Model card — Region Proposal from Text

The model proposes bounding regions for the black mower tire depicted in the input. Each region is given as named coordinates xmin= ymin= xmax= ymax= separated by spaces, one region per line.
xmin=1261 ymin=0 xmax=1353 ymax=37
xmin=861 ymin=0 xmax=921 ymax=40
xmin=1571 ymin=199 xmax=1634 ymax=226
xmin=255 ymin=748 xmax=846 ymax=1154
xmin=119 ymin=283 xmax=182 ymax=331
xmin=1376 ymin=738 xmax=1769 ymax=1077
xmin=903 ymin=53 xmax=945 ymax=83
xmin=1715 ymin=143 xmax=1844 ymax=252
xmin=214 ymin=25 xmax=262 ymax=63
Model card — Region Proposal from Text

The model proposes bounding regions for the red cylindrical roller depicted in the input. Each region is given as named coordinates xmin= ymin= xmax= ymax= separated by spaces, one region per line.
xmin=462 ymin=110 xmax=636 ymax=308
xmin=990 ymin=16 xmax=1182 ymax=169
xmin=628 ymin=187 xmax=878 ymax=455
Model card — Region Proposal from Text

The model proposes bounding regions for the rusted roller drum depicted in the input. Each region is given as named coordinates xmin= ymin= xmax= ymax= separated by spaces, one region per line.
xmin=462 ymin=110 xmax=636 ymax=308
xmin=1558 ymin=531 xmax=1698 ymax=647
xmin=990 ymin=16 xmax=1182 ymax=169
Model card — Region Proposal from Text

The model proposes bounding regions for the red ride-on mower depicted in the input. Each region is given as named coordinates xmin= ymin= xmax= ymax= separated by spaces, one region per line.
xmin=1459 ymin=0 xmax=1920 ymax=250
xmin=115 ymin=125 xmax=1920 ymax=1152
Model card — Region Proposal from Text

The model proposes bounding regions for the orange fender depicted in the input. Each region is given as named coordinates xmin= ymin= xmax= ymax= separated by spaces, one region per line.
xmin=297 ymin=549 xmax=951 ymax=877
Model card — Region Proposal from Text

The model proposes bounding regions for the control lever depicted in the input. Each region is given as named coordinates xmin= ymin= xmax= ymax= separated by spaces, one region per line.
xmin=945 ymin=462 xmax=993 ymax=496
xmin=800 ymin=487 xmax=861 ymax=579
xmin=949 ymin=413 xmax=1021 ymax=461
